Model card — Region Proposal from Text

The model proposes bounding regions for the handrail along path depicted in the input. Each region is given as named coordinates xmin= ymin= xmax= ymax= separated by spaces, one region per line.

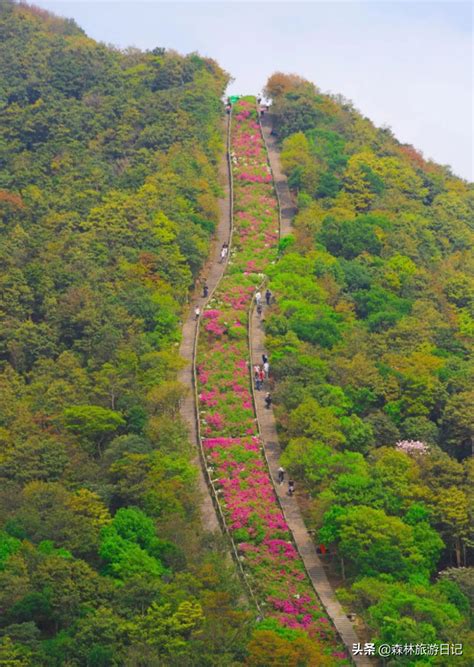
xmin=255 ymin=107 xmax=373 ymax=666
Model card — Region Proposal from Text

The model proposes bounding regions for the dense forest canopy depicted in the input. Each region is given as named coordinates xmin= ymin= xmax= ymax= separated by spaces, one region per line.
xmin=0 ymin=2 xmax=262 ymax=665
xmin=263 ymin=72 xmax=474 ymax=661
xmin=0 ymin=0 xmax=472 ymax=663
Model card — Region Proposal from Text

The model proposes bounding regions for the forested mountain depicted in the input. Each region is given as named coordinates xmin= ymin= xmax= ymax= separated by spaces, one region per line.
xmin=0 ymin=2 xmax=255 ymax=664
xmin=1 ymin=1 xmax=472 ymax=664
xmin=263 ymin=73 xmax=473 ymax=660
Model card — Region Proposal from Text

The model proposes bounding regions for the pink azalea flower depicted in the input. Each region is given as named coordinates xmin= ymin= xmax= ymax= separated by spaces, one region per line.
xmin=193 ymin=99 xmax=345 ymax=658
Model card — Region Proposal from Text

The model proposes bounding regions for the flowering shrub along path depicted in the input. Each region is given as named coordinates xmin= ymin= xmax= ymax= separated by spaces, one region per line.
xmin=196 ymin=98 xmax=349 ymax=663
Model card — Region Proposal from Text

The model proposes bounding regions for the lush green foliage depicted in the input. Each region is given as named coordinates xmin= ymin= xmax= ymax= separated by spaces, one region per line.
xmin=1 ymin=2 xmax=472 ymax=661
xmin=265 ymin=73 xmax=473 ymax=662
xmin=0 ymin=3 xmax=258 ymax=664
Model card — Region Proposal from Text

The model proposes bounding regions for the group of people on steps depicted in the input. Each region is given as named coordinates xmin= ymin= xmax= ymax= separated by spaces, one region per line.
xmin=253 ymin=355 xmax=271 ymax=415
xmin=251 ymin=291 xmax=294 ymax=497
xmin=255 ymin=287 xmax=273 ymax=317
xmin=252 ymin=288 xmax=273 ymax=412
xmin=277 ymin=466 xmax=295 ymax=497
xmin=195 ymin=242 xmax=229 ymax=318
xmin=192 ymin=143 xmax=295 ymax=497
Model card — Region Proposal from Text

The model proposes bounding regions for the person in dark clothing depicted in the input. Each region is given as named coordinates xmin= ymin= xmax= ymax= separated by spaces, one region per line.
xmin=288 ymin=480 xmax=295 ymax=496
xmin=202 ymin=283 xmax=209 ymax=298
xmin=277 ymin=466 xmax=285 ymax=484
xmin=262 ymin=353 xmax=268 ymax=365
xmin=265 ymin=289 xmax=272 ymax=305
xmin=257 ymin=303 xmax=263 ymax=317
xmin=264 ymin=392 xmax=272 ymax=409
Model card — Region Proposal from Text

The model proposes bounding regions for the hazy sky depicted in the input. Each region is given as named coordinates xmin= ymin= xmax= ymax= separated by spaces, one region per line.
xmin=32 ymin=1 xmax=473 ymax=180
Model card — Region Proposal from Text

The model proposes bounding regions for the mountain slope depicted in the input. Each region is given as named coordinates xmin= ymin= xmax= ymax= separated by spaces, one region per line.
xmin=263 ymin=72 xmax=473 ymax=662
xmin=0 ymin=3 xmax=257 ymax=665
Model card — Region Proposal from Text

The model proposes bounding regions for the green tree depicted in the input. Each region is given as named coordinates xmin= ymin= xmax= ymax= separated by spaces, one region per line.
xmin=287 ymin=398 xmax=345 ymax=447
xmin=324 ymin=506 xmax=437 ymax=579
xmin=434 ymin=487 xmax=470 ymax=567
xmin=441 ymin=391 xmax=474 ymax=459
xmin=0 ymin=636 xmax=30 ymax=666
xmin=62 ymin=405 xmax=125 ymax=456
xmin=134 ymin=600 xmax=204 ymax=655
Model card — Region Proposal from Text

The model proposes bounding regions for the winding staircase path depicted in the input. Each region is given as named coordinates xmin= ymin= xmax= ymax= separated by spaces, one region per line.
xmin=178 ymin=115 xmax=231 ymax=533
xmin=180 ymin=105 xmax=372 ymax=664
xmin=260 ymin=114 xmax=296 ymax=234
xmin=258 ymin=112 xmax=372 ymax=666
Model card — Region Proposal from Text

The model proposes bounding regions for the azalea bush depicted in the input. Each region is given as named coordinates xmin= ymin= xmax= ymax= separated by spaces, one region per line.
xmin=196 ymin=98 xmax=348 ymax=662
